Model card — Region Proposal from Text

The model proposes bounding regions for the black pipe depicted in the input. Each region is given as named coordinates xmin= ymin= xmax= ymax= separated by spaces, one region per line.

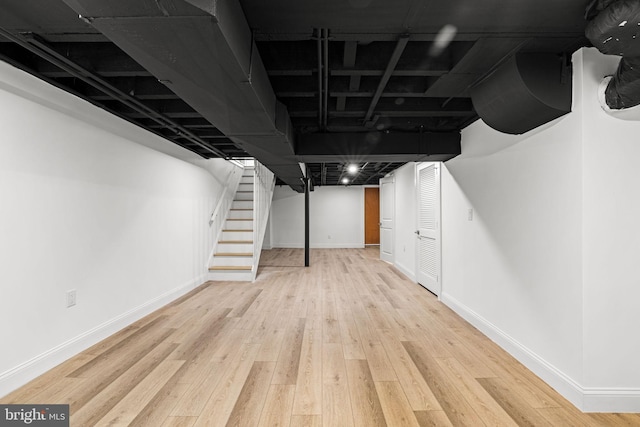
xmin=323 ymin=28 xmax=329 ymax=130
xmin=304 ymin=177 xmax=310 ymax=267
xmin=316 ymin=28 xmax=323 ymax=129
xmin=585 ymin=0 xmax=640 ymax=109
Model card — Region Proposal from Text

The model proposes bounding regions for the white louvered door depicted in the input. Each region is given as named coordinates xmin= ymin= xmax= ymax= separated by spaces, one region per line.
xmin=416 ymin=163 xmax=441 ymax=296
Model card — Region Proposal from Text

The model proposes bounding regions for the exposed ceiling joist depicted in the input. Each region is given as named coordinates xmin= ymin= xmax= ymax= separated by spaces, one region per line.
xmin=0 ymin=0 xmax=589 ymax=186
xmin=364 ymin=35 xmax=410 ymax=122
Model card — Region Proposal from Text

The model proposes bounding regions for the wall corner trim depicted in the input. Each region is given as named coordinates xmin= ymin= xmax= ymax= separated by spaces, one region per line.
xmin=440 ymin=293 xmax=640 ymax=413
xmin=0 ymin=275 xmax=207 ymax=398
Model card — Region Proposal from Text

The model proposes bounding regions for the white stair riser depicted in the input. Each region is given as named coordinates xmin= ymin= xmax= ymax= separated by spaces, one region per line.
xmin=221 ymin=231 xmax=253 ymax=240
xmin=228 ymin=210 xmax=253 ymax=220
xmin=212 ymin=257 xmax=253 ymax=267
xmin=208 ymin=166 xmax=258 ymax=283
xmin=225 ymin=220 xmax=253 ymax=230
xmin=217 ymin=243 xmax=253 ymax=252
xmin=208 ymin=271 xmax=253 ymax=282
xmin=235 ymin=193 xmax=253 ymax=201
xmin=232 ymin=200 xmax=253 ymax=209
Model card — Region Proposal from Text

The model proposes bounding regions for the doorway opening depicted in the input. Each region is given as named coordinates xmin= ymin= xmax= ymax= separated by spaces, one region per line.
xmin=364 ymin=187 xmax=380 ymax=245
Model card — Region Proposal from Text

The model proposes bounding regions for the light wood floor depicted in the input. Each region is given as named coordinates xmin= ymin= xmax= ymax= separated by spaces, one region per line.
xmin=2 ymin=248 xmax=638 ymax=426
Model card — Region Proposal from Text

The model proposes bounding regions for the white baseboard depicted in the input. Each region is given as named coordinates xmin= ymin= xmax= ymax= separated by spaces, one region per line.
xmin=582 ymin=389 xmax=640 ymax=413
xmin=440 ymin=293 xmax=640 ymax=413
xmin=0 ymin=274 xmax=206 ymax=398
xmin=393 ymin=261 xmax=417 ymax=282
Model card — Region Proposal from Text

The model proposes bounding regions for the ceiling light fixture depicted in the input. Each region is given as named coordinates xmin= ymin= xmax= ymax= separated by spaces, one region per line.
xmin=347 ymin=164 xmax=358 ymax=174
xmin=342 ymin=177 xmax=350 ymax=185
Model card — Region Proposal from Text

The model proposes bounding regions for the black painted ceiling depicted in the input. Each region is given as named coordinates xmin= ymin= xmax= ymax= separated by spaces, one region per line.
xmin=0 ymin=0 xmax=588 ymax=186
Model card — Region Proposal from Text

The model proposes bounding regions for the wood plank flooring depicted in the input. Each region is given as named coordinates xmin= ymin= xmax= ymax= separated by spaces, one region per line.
xmin=2 ymin=248 xmax=638 ymax=426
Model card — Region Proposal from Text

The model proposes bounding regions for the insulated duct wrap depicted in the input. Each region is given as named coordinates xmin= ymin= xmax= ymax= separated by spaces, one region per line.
xmin=586 ymin=0 xmax=640 ymax=109
xmin=62 ymin=0 xmax=305 ymax=191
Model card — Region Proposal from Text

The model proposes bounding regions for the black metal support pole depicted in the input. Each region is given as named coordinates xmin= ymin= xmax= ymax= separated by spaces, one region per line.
xmin=304 ymin=177 xmax=310 ymax=267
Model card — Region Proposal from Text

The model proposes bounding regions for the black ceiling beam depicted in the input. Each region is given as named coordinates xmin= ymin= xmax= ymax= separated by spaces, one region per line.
xmin=364 ymin=35 xmax=410 ymax=122
xmin=296 ymin=131 xmax=460 ymax=163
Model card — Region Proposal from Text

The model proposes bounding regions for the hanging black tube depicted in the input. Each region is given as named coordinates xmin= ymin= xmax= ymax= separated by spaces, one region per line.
xmin=304 ymin=177 xmax=310 ymax=267
xmin=585 ymin=0 xmax=640 ymax=109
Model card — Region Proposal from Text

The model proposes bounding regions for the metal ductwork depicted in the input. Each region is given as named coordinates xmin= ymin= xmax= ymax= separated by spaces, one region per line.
xmin=62 ymin=0 xmax=304 ymax=191
xmin=586 ymin=0 xmax=640 ymax=110
xmin=470 ymin=53 xmax=572 ymax=135
xmin=296 ymin=132 xmax=461 ymax=163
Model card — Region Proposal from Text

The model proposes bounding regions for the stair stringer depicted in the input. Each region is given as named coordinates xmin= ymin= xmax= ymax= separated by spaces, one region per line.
xmin=250 ymin=173 xmax=276 ymax=282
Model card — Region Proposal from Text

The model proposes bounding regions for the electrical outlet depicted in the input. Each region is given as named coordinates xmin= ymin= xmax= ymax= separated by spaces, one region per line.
xmin=66 ymin=290 xmax=77 ymax=308
xmin=468 ymin=208 xmax=474 ymax=221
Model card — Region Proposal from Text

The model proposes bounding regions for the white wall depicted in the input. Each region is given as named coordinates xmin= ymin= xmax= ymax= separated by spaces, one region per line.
xmin=430 ymin=48 xmax=640 ymax=411
xmin=0 ymin=62 xmax=239 ymax=396
xmin=439 ymin=54 xmax=586 ymax=405
xmin=271 ymin=185 xmax=365 ymax=248
xmin=580 ymin=49 xmax=640 ymax=399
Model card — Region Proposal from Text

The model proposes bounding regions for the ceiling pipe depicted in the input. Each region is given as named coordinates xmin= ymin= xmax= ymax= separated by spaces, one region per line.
xmin=323 ymin=28 xmax=330 ymax=130
xmin=316 ymin=28 xmax=323 ymax=129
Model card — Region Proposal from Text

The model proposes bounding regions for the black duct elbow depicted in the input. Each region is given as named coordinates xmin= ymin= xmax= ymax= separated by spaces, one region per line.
xmin=585 ymin=0 xmax=640 ymax=109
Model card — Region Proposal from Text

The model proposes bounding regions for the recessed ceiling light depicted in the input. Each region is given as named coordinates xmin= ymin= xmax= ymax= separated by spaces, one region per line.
xmin=347 ymin=164 xmax=358 ymax=174
xmin=342 ymin=177 xmax=350 ymax=184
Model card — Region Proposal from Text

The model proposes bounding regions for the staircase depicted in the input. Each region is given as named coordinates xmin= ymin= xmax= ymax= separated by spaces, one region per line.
xmin=208 ymin=168 xmax=256 ymax=281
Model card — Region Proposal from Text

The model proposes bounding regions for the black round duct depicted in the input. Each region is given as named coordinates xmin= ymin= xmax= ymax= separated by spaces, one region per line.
xmin=470 ymin=53 xmax=572 ymax=135
xmin=585 ymin=0 xmax=640 ymax=110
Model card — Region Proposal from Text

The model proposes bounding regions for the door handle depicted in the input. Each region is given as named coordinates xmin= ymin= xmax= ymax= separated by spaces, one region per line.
xmin=414 ymin=230 xmax=420 ymax=235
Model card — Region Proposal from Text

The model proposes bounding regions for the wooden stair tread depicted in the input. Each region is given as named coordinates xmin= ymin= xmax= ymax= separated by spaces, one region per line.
xmin=218 ymin=240 xmax=253 ymax=244
xmin=209 ymin=266 xmax=252 ymax=271
xmin=223 ymin=229 xmax=254 ymax=232
xmin=215 ymin=252 xmax=253 ymax=257
xmin=230 ymin=209 xmax=253 ymax=211
xmin=227 ymin=219 xmax=253 ymax=221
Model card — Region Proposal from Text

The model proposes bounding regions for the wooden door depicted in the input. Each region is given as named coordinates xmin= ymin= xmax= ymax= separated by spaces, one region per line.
xmin=364 ymin=187 xmax=380 ymax=245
